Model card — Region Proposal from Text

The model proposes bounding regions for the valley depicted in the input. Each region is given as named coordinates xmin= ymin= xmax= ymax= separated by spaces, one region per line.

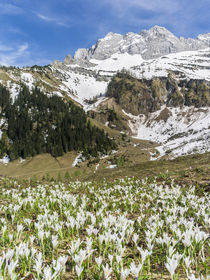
xmin=0 ymin=25 xmax=209 ymax=280
xmin=0 ymin=25 xmax=209 ymax=180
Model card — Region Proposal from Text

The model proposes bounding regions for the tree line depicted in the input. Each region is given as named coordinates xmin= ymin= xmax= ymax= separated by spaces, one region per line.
xmin=0 ymin=84 xmax=115 ymax=160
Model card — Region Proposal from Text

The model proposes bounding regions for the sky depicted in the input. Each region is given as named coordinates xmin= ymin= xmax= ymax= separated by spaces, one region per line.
xmin=0 ymin=0 xmax=209 ymax=66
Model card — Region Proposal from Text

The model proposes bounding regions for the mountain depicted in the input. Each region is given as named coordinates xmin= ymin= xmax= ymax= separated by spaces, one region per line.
xmin=0 ymin=25 xmax=209 ymax=163
xmin=70 ymin=25 xmax=210 ymax=61
xmin=105 ymin=71 xmax=209 ymax=159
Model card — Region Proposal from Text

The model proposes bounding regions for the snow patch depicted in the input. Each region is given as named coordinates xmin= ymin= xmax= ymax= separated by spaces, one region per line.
xmin=21 ymin=73 xmax=34 ymax=89
xmin=96 ymin=163 xmax=99 ymax=170
xmin=90 ymin=53 xmax=143 ymax=72
xmin=0 ymin=119 xmax=4 ymax=139
xmin=127 ymin=106 xmax=210 ymax=159
xmin=59 ymin=69 xmax=108 ymax=106
xmin=7 ymin=81 xmax=20 ymax=103
xmin=72 ymin=153 xmax=83 ymax=167
xmin=19 ymin=158 xmax=25 ymax=163
xmin=131 ymin=48 xmax=210 ymax=81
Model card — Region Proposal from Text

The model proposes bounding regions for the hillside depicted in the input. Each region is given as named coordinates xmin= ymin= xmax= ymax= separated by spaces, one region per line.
xmin=103 ymin=72 xmax=210 ymax=158
xmin=0 ymin=25 xmax=209 ymax=168
xmin=0 ymin=84 xmax=115 ymax=161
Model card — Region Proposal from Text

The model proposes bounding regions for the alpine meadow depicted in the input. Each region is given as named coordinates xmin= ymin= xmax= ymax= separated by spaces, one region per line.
xmin=0 ymin=4 xmax=209 ymax=279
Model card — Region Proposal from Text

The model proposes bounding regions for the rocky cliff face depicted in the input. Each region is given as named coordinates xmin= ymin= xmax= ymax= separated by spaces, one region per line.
xmin=103 ymin=71 xmax=210 ymax=159
xmin=106 ymin=71 xmax=210 ymax=115
xmin=68 ymin=26 xmax=210 ymax=62
xmin=0 ymin=26 xmax=209 ymax=160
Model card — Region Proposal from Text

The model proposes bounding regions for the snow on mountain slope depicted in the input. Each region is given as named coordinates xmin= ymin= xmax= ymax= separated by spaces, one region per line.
xmin=7 ymin=81 xmax=21 ymax=102
xmin=124 ymin=106 xmax=210 ymax=159
xmin=49 ymin=26 xmax=210 ymax=106
xmin=53 ymin=48 xmax=210 ymax=106
xmin=57 ymin=67 xmax=108 ymax=104
xmin=90 ymin=53 xmax=143 ymax=71
xmin=73 ymin=26 xmax=209 ymax=61
xmin=21 ymin=73 xmax=34 ymax=90
xmin=2 ymin=47 xmax=209 ymax=108
xmin=131 ymin=48 xmax=210 ymax=81
xmin=0 ymin=26 xmax=209 ymax=160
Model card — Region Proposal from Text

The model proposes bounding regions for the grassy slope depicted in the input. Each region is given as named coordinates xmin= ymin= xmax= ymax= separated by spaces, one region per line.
xmin=0 ymin=106 xmax=209 ymax=186
xmin=0 ymin=149 xmax=209 ymax=189
xmin=84 ymin=152 xmax=210 ymax=187
xmin=0 ymin=67 xmax=209 ymax=186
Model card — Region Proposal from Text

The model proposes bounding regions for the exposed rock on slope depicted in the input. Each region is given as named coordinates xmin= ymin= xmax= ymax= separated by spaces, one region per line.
xmin=105 ymin=72 xmax=210 ymax=159
xmin=0 ymin=26 xmax=209 ymax=160
xmin=106 ymin=72 xmax=210 ymax=114
xmin=67 ymin=26 xmax=210 ymax=62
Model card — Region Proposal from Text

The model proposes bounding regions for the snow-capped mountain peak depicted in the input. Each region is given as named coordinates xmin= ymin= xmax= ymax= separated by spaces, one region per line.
xmin=1 ymin=25 xmax=209 ymax=161
xmin=69 ymin=26 xmax=210 ymax=63
xmin=198 ymin=33 xmax=210 ymax=43
xmin=140 ymin=25 xmax=175 ymax=38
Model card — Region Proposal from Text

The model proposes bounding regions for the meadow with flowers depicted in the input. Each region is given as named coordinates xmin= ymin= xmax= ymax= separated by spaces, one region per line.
xmin=0 ymin=176 xmax=209 ymax=279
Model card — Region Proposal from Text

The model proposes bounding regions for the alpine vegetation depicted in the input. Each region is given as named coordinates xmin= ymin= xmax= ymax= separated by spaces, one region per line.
xmin=0 ymin=84 xmax=115 ymax=161
xmin=0 ymin=176 xmax=209 ymax=279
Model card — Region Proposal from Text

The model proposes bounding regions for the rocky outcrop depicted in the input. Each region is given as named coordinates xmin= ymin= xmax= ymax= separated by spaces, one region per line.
xmin=106 ymin=71 xmax=210 ymax=115
xmin=65 ymin=26 xmax=210 ymax=63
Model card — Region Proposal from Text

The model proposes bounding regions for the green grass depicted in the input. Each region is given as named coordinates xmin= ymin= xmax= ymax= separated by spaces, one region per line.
xmin=1 ymin=151 xmax=209 ymax=190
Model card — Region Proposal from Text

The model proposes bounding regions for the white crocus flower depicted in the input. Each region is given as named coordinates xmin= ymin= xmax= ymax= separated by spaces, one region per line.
xmin=103 ymin=264 xmax=112 ymax=280
xmin=137 ymin=247 xmax=150 ymax=264
xmin=8 ymin=234 xmax=13 ymax=243
xmin=165 ymin=255 xmax=179 ymax=279
xmin=130 ymin=261 xmax=142 ymax=278
xmin=38 ymin=230 xmax=45 ymax=243
xmin=29 ymin=235 xmax=36 ymax=245
xmin=5 ymin=249 xmax=14 ymax=262
xmin=120 ymin=267 xmax=130 ymax=280
xmin=7 ymin=259 xmax=18 ymax=280
xmin=2 ymin=225 xmax=7 ymax=236
xmin=17 ymin=224 xmax=24 ymax=237
xmin=43 ymin=266 xmax=54 ymax=280
xmin=132 ymin=233 xmax=139 ymax=246
xmin=34 ymin=252 xmax=43 ymax=277
xmin=52 ymin=235 xmax=58 ymax=249
xmin=108 ymin=254 xmax=113 ymax=266
xmin=95 ymin=256 xmax=103 ymax=267
xmin=116 ymin=255 xmax=122 ymax=265
xmin=168 ymin=246 xmax=175 ymax=257
xmin=57 ymin=255 xmax=68 ymax=268
xmin=75 ymin=264 xmax=83 ymax=277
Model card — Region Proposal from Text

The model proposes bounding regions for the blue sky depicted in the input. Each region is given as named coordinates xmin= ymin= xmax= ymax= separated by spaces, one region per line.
xmin=0 ymin=0 xmax=209 ymax=66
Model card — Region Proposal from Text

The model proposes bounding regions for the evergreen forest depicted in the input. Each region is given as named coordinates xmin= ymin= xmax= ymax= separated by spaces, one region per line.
xmin=0 ymin=85 xmax=115 ymax=160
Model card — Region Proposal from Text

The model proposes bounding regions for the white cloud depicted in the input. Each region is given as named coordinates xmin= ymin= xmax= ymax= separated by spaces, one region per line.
xmin=37 ymin=13 xmax=70 ymax=27
xmin=0 ymin=3 xmax=23 ymax=15
xmin=0 ymin=41 xmax=51 ymax=67
xmin=0 ymin=43 xmax=29 ymax=66
xmin=0 ymin=43 xmax=14 ymax=52
xmin=102 ymin=0 xmax=179 ymax=14
xmin=97 ymin=0 xmax=209 ymax=38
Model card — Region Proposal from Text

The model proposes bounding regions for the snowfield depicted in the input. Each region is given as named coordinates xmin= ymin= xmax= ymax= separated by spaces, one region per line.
xmin=130 ymin=48 xmax=210 ymax=81
xmin=58 ymin=68 xmax=108 ymax=105
xmin=90 ymin=53 xmax=143 ymax=72
xmin=124 ymin=106 xmax=210 ymax=159
xmin=54 ymin=48 xmax=210 ymax=107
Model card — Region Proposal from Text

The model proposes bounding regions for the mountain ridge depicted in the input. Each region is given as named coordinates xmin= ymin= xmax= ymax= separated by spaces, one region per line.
xmin=0 ymin=25 xmax=209 ymax=162
xmin=64 ymin=25 xmax=210 ymax=63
